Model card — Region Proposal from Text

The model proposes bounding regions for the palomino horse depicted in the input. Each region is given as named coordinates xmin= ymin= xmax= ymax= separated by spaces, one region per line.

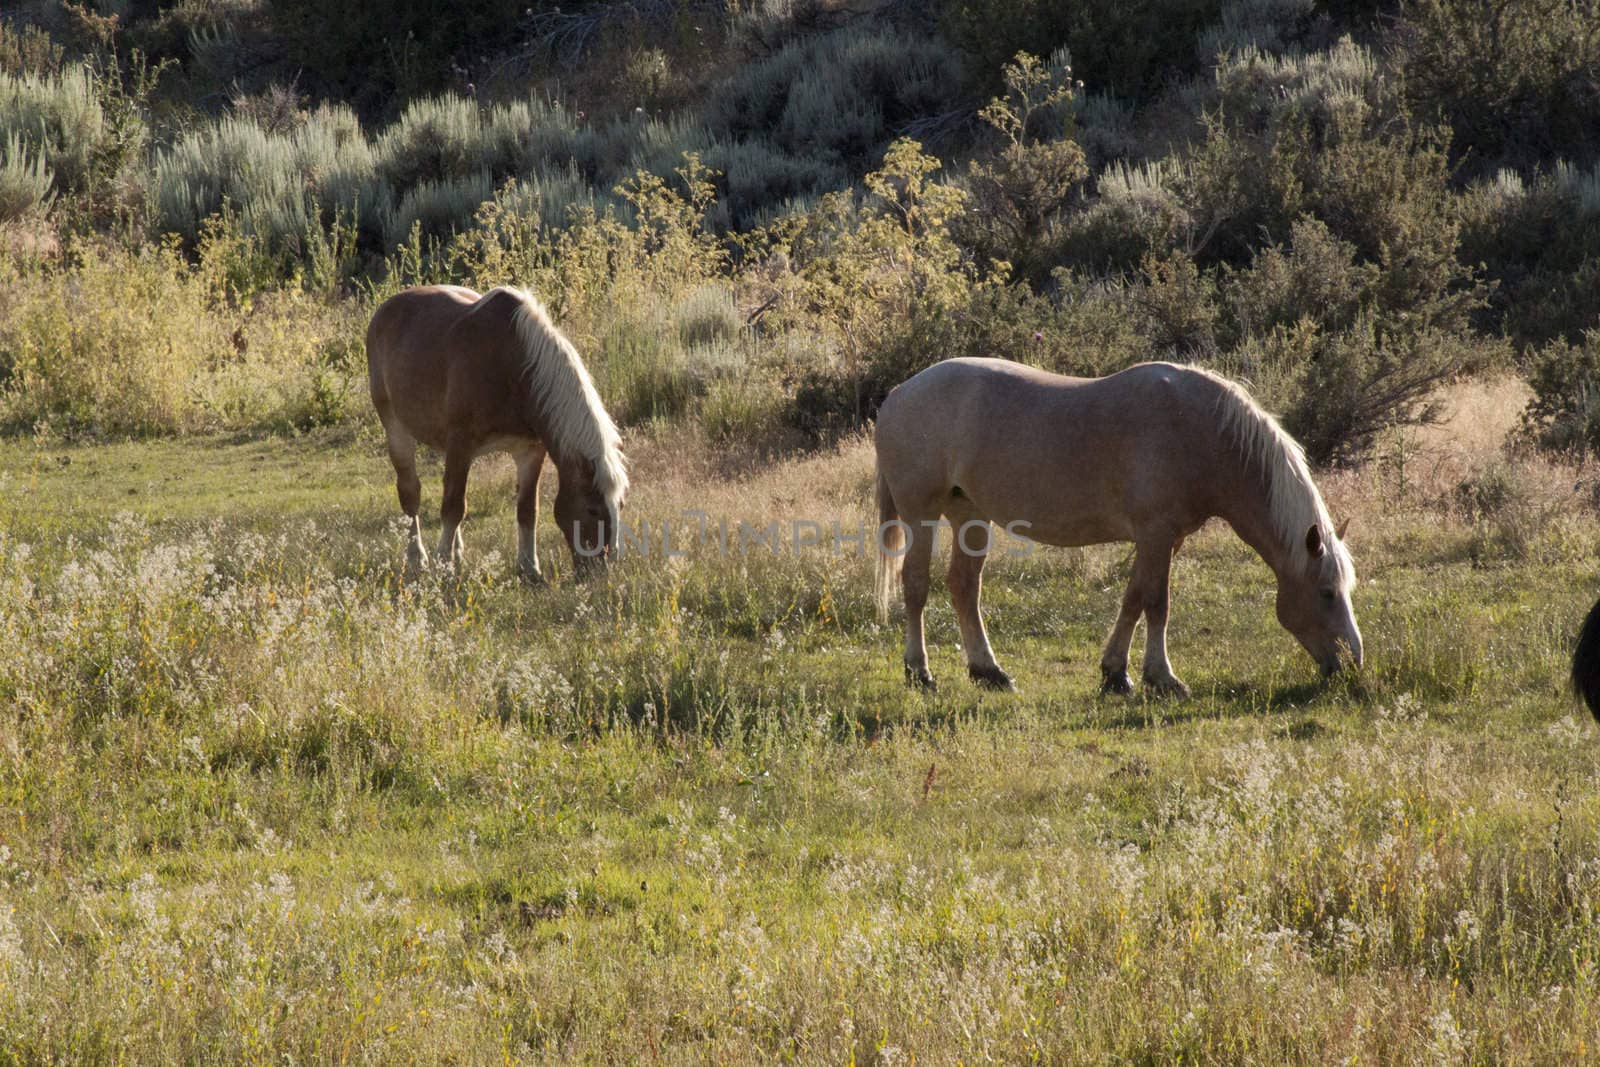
xmin=1575 ymin=597 xmax=1600 ymax=720
xmin=366 ymin=285 xmax=628 ymax=580
xmin=874 ymin=358 xmax=1361 ymax=695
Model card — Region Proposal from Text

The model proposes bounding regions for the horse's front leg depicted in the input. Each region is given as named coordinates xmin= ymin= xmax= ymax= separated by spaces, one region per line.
xmin=1100 ymin=536 xmax=1189 ymax=698
xmin=514 ymin=443 xmax=548 ymax=585
xmin=436 ymin=433 xmax=472 ymax=570
xmin=1138 ymin=537 xmax=1188 ymax=698
xmin=383 ymin=422 xmax=428 ymax=575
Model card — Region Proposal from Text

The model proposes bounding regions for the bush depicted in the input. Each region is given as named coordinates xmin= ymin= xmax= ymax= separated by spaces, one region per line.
xmin=0 ymin=240 xmax=228 ymax=434
xmin=1058 ymin=159 xmax=1191 ymax=273
xmin=1399 ymin=0 xmax=1600 ymax=175
xmin=0 ymin=236 xmax=367 ymax=436
xmin=374 ymin=94 xmax=492 ymax=190
xmin=709 ymin=29 xmax=964 ymax=168
xmin=1457 ymin=162 xmax=1600 ymax=347
xmin=382 ymin=171 xmax=494 ymax=250
xmin=956 ymin=50 xmax=1089 ymax=284
xmin=703 ymin=138 xmax=844 ymax=230
xmin=0 ymin=131 xmax=53 ymax=223
xmin=1521 ymin=331 xmax=1600 ymax=457
xmin=0 ymin=64 xmax=103 ymax=197
xmin=153 ymin=110 xmax=385 ymax=258
xmin=1231 ymin=314 xmax=1499 ymax=465
xmin=1219 ymin=216 xmax=1374 ymax=345
xmin=938 ymin=0 xmax=1226 ymax=100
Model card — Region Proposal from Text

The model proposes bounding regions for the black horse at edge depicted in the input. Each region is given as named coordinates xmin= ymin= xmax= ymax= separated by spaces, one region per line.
xmin=1576 ymin=597 xmax=1600 ymax=721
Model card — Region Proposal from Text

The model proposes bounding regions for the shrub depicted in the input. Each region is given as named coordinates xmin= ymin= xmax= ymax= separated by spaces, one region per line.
xmin=1219 ymin=216 xmax=1375 ymax=346
xmin=0 ymin=131 xmax=53 ymax=223
xmin=1058 ymin=159 xmax=1191 ymax=273
xmin=938 ymin=0 xmax=1225 ymax=100
xmin=373 ymin=94 xmax=489 ymax=190
xmin=1129 ymin=251 xmax=1219 ymax=358
xmin=783 ymin=139 xmax=982 ymax=429
xmin=1521 ymin=331 xmax=1600 ymax=457
xmin=709 ymin=29 xmax=964 ymax=168
xmin=382 ymin=171 xmax=494 ymax=250
xmin=0 ymin=64 xmax=103 ymax=196
xmin=153 ymin=110 xmax=385 ymax=258
xmin=0 ymin=20 xmax=64 ymax=77
xmin=1457 ymin=162 xmax=1600 ymax=347
xmin=0 ymin=240 xmax=229 ymax=434
xmin=957 ymin=49 xmax=1089 ymax=283
xmin=703 ymin=138 xmax=844 ymax=230
xmin=1232 ymin=313 xmax=1496 ymax=465
xmin=0 ymin=236 xmax=368 ymax=436
xmin=1399 ymin=0 xmax=1600 ymax=175
xmin=673 ymin=284 xmax=741 ymax=348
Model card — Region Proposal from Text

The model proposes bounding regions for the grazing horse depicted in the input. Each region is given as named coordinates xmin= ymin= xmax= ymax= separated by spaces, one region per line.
xmin=366 ymin=285 xmax=627 ymax=580
xmin=874 ymin=358 xmax=1361 ymax=695
xmin=1575 ymin=597 xmax=1600 ymax=721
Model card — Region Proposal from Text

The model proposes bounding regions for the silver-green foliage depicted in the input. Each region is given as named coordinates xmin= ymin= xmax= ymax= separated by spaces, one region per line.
xmin=153 ymin=107 xmax=383 ymax=253
xmin=382 ymin=170 xmax=495 ymax=249
xmin=0 ymin=130 xmax=53 ymax=222
xmin=0 ymin=64 xmax=103 ymax=194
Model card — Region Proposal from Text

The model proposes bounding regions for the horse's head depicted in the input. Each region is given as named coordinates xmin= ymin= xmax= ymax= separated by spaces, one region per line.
xmin=555 ymin=455 xmax=622 ymax=576
xmin=1275 ymin=522 xmax=1362 ymax=676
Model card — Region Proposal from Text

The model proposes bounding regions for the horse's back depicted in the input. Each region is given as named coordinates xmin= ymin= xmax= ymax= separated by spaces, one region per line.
xmin=366 ymin=285 xmax=494 ymax=445
xmin=875 ymin=358 xmax=1230 ymax=543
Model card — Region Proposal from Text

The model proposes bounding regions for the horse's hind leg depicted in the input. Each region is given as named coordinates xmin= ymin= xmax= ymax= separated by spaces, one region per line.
xmin=901 ymin=516 xmax=938 ymax=691
xmin=436 ymin=431 xmax=472 ymax=570
xmin=383 ymin=420 xmax=428 ymax=574
xmin=946 ymin=515 xmax=1013 ymax=692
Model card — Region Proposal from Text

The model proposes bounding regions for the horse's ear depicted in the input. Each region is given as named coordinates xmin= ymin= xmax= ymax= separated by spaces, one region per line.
xmin=1305 ymin=524 xmax=1325 ymax=559
xmin=1336 ymin=517 xmax=1351 ymax=542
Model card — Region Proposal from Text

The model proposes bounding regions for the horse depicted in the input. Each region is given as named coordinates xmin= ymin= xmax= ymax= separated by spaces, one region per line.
xmin=873 ymin=357 xmax=1361 ymax=695
xmin=1574 ymin=597 xmax=1600 ymax=721
xmin=366 ymin=285 xmax=628 ymax=581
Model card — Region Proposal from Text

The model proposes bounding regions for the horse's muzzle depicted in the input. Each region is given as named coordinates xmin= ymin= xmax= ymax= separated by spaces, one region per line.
xmin=1322 ymin=636 xmax=1363 ymax=676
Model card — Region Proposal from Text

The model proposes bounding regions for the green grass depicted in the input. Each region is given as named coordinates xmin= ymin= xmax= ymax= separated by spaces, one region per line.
xmin=1 ymin=432 xmax=1598 ymax=1063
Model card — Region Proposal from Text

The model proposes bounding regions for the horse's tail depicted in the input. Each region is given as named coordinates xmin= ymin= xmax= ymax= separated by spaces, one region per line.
xmin=875 ymin=467 xmax=903 ymax=624
xmin=1573 ymin=596 xmax=1600 ymax=722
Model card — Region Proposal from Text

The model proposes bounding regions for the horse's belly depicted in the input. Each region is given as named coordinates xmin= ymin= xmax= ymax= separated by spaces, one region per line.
xmin=995 ymin=511 xmax=1134 ymax=549
xmin=962 ymin=487 xmax=1134 ymax=548
xmin=474 ymin=434 xmax=538 ymax=459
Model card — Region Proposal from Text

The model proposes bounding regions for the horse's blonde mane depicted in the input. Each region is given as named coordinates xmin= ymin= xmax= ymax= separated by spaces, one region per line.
xmin=1199 ymin=366 xmax=1347 ymax=579
xmin=498 ymin=286 xmax=628 ymax=509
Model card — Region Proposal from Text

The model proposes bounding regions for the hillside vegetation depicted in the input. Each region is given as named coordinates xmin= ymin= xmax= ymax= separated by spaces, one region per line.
xmin=0 ymin=0 xmax=1596 ymax=458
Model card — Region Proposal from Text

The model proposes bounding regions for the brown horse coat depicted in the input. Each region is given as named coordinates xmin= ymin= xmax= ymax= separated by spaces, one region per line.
xmin=366 ymin=285 xmax=627 ymax=579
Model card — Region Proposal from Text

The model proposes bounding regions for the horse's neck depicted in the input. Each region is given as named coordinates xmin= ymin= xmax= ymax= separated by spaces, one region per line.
xmin=1216 ymin=470 xmax=1293 ymax=578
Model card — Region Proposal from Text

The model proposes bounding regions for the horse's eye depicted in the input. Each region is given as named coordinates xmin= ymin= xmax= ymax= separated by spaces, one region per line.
xmin=1320 ymin=588 xmax=1337 ymax=602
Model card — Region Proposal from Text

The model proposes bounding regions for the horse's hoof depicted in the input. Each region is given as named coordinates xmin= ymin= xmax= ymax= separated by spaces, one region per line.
xmin=968 ymin=665 xmax=1016 ymax=692
xmin=1100 ymin=670 xmax=1134 ymax=696
xmin=1144 ymin=675 xmax=1192 ymax=700
xmin=905 ymin=664 xmax=938 ymax=692
xmin=517 ymin=566 xmax=546 ymax=588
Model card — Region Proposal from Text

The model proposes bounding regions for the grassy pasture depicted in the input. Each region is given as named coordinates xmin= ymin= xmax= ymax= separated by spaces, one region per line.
xmin=1 ymin=423 xmax=1599 ymax=1063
